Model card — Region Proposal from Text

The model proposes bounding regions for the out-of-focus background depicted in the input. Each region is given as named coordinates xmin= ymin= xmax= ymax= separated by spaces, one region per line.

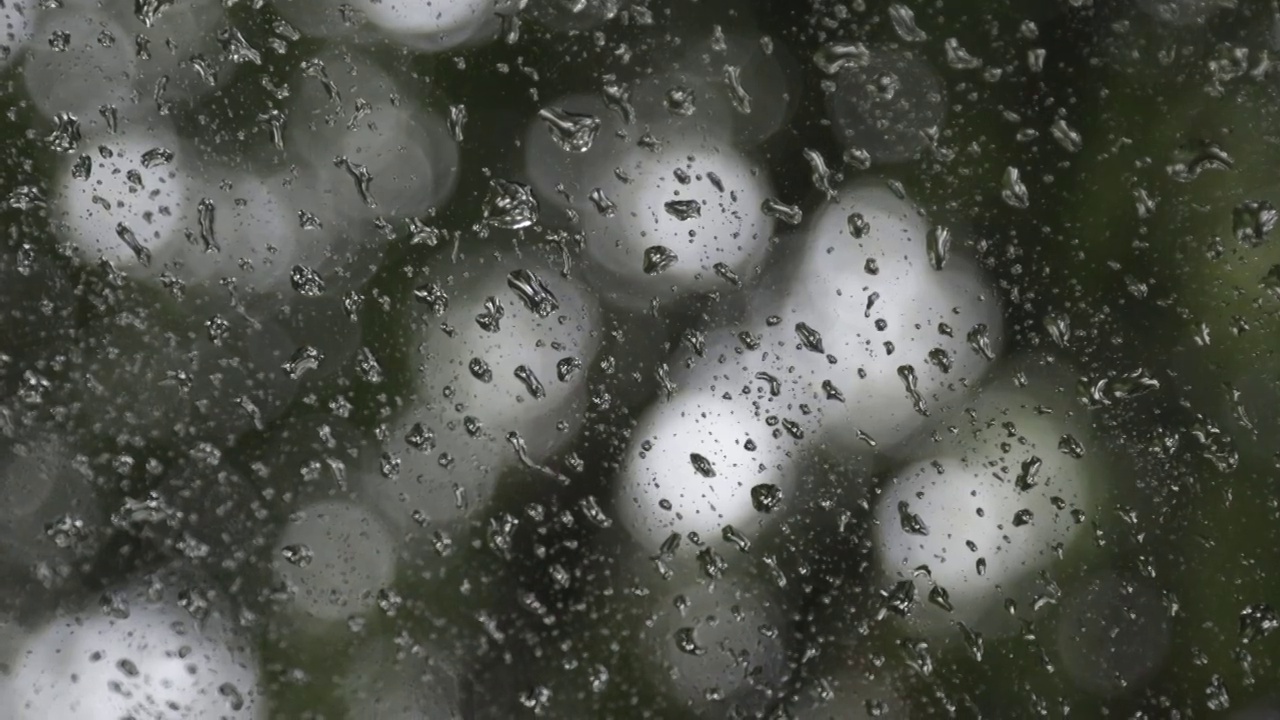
xmin=0 ymin=0 xmax=1278 ymax=716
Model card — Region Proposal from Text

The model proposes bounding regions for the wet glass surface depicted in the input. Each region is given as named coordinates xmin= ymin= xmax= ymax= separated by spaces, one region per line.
xmin=1 ymin=0 xmax=1279 ymax=717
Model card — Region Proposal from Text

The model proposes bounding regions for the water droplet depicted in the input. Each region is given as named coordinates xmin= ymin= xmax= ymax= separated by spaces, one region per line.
xmin=689 ymin=453 xmax=716 ymax=478
xmin=665 ymin=86 xmax=697 ymax=116
xmin=1049 ymin=118 xmax=1083 ymax=153
xmin=507 ymin=269 xmax=560 ymax=317
xmin=814 ymin=42 xmax=871 ymax=74
xmin=484 ymin=179 xmax=539 ymax=230
xmin=114 ymin=223 xmax=151 ymax=266
xmin=414 ymin=282 xmax=449 ymax=316
xmin=928 ymin=585 xmax=954 ymax=612
xmin=281 ymin=345 xmax=324 ymax=379
xmin=448 ymin=103 xmax=468 ymax=142
xmin=712 ymin=262 xmax=741 ymax=286
xmin=897 ymin=500 xmax=929 ymax=535
xmin=1015 ymin=456 xmax=1043 ymax=491
xmin=802 ymin=148 xmax=837 ymax=199
xmin=664 ymin=199 xmax=702 ymax=220
xmin=897 ymin=364 xmax=929 ymax=416
xmin=967 ymin=324 xmax=996 ymax=361
xmin=1043 ymin=312 xmax=1070 ymax=347
xmin=674 ymin=627 xmax=706 ymax=656
xmin=290 ymin=265 xmax=325 ymax=296
xmin=281 ymin=543 xmax=313 ymax=567
xmin=849 ymin=213 xmax=871 ymax=238
xmin=888 ymin=3 xmax=928 ymax=42
xmin=1168 ymin=140 xmax=1233 ymax=181
xmin=1240 ymin=604 xmax=1278 ymax=643
xmin=196 ymin=197 xmax=218 ymax=252
xmin=643 ymin=245 xmax=678 ymax=275
xmin=548 ymin=356 xmax=580 ymax=384
xmin=880 ymin=580 xmax=917 ymax=618
xmin=795 ymin=322 xmax=825 ymax=353
xmin=926 ymin=225 xmax=951 ymax=270
xmin=723 ymin=65 xmax=751 ymax=114
xmin=46 ymin=112 xmax=80 ymax=153
xmin=762 ymin=197 xmax=803 ymax=225
xmin=333 ymin=156 xmax=377 ymax=208
xmin=944 ymin=38 xmax=982 ymax=70
xmin=1233 ymin=200 xmax=1277 ymax=247
xmin=514 ymin=365 xmax=546 ymax=399
xmin=1001 ymin=167 xmax=1030 ymax=209
xmin=469 ymin=357 xmax=494 ymax=383
xmin=751 ymin=483 xmax=783 ymax=512
xmin=475 ymin=296 xmax=505 ymax=333
xmin=538 ymin=106 xmax=601 ymax=153
xmin=722 ymin=525 xmax=751 ymax=553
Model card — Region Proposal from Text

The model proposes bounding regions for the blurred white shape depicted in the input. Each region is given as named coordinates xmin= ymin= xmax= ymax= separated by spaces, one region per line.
xmin=873 ymin=365 xmax=1095 ymax=635
xmin=51 ymin=125 xmax=307 ymax=295
xmin=1056 ymin=574 xmax=1170 ymax=696
xmin=167 ymin=173 xmax=301 ymax=293
xmin=639 ymin=575 xmax=789 ymax=713
xmin=281 ymin=49 xmax=459 ymax=290
xmin=523 ymin=92 xmax=631 ymax=217
xmin=579 ymin=135 xmax=776 ymax=305
xmin=21 ymin=7 xmax=137 ymax=121
xmin=686 ymin=180 xmax=1001 ymax=453
xmin=50 ymin=124 xmax=192 ymax=272
xmin=271 ymin=499 xmax=398 ymax=622
xmin=0 ymin=0 xmax=34 ymax=68
xmin=364 ymin=259 xmax=601 ymax=529
xmin=56 ymin=0 xmax=233 ymax=104
xmin=2 ymin=578 xmax=263 ymax=719
xmin=614 ymin=385 xmax=797 ymax=551
xmin=824 ymin=47 xmax=945 ymax=164
xmin=632 ymin=29 xmax=799 ymax=146
xmin=355 ymin=0 xmax=498 ymax=51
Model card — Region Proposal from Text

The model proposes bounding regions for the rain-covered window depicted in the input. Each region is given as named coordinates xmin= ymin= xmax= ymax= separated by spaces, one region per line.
xmin=0 ymin=0 xmax=1277 ymax=717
